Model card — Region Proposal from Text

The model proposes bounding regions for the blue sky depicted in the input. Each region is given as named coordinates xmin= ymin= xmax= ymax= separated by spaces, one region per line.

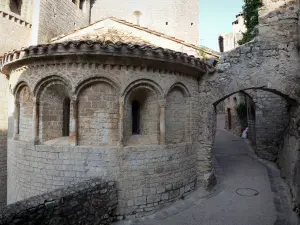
xmin=199 ymin=0 xmax=244 ymax=51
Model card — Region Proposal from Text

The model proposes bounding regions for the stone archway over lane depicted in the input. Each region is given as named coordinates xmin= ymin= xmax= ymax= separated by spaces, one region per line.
xmin=196 ymin=38 xmax=300 ymax=190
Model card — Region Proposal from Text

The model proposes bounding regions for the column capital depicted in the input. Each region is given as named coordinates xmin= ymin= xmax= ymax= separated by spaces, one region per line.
xmin=159 ymin=99 xmax=166 ymax=108
xmin=70 ymin=96 xmax=78 ymax=104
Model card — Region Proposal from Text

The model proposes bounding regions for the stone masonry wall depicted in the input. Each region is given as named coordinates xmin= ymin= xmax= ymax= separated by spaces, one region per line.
xmin=198 ymin=0 xmax=300 ymax=214
xmin=78 ymin=82 xmax=119 ymax=146
xmin=39 ymin=84 xmax=68 ymax=143
xmin=91 ymin=0 xmax=199 ymax=45
xmin=0 ymin=12 xmax=31 ymax=55
xmin=7 ymin=62 xmax=200 ymax=217
xmin=0 ymin=0 xmax=33 ymax=23
xmin=0 ymin=74 xmax=8 ymax=208
xmin=254 ymin=90 xmax=289 ymax=161
xmin=124 ymin=88 xmax=159 ymax=145
xmin=166 ymin=87 xmax=188 ymax=144
xmin=278 ymin=105 xmax=300 ymax=213
xmin=18 ymin=86 xmax=34 ymax=141
xmin=0 ymin=179 xmax=118 ymax=225
xmin=38 ymin=0 xmax=89 ymax=43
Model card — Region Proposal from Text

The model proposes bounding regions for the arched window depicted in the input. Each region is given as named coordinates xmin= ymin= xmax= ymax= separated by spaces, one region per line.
xmin=63 ymin=98 xmax=70 ymax=136
xmin=132 ymin=100 xmax=140 ymax=135
xmin=10 ymin=0 xmax=22 ymax=15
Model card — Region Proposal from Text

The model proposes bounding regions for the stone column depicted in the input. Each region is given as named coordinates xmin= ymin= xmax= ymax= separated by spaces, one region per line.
xmin=159 ymin=99 xmax=166 ymax=145
xmin=118 ymin=98 xmax=124 ymax=147
xmin=32 ymin=98 xmax=39 ymax=144
xmin=75 ymin=0 xmax=80 ymax=8
xmin=186 ymin=97 xmax=193 ymax=144
xmin=13 ymin=100 xmax=19 ymax=141
xmin=69 ymin=97 xmax=78 ymax=146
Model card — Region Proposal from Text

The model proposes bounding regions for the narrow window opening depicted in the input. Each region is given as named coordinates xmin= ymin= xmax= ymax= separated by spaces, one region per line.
xmin=132 ymin=100 xmax=140 ymax=135
xmin=227 ymin=108 xmax=232 ymax=130
xmin=63 ymin=98 xmax=70 ymax=137
xmin=166 ymin=22 xmax=168 ymax=25
xmin=79 ymin=0 xmax=85 ymax=9
xmin=191 ymin=22 xmax=194 ymax=26
xmin=10 ymin=0 xmax=22 ymax=15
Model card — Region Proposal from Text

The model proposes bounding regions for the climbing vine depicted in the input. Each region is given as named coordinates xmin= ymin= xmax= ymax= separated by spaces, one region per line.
xmin=238 ymin=0 xmax=263 ymax=45
xmin=236 ymin=103 xmax=248 ymax=128
xmin=236 ymin=103 xmax=247 ymax=119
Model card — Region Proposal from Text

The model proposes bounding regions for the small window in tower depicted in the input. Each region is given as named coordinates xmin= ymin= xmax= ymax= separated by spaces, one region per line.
xmin=166 ymin=22 xmax=168 ymax=25
xmin=79 ymin=0 xmax=85 ymax=10
xmin=10 ymin=0 xmax=22 ymax=15
xmin=191 ymin=22 xmax=194 ymax=26
xmin=132 ymin=101 xmax=140 ymax=135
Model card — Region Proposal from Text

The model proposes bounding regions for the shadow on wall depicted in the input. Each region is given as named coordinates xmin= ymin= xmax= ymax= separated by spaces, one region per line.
xmin=0 ymin=179 xmax=118 ymax=225
xmin=0 ymin=128 xmax=7 ymax=209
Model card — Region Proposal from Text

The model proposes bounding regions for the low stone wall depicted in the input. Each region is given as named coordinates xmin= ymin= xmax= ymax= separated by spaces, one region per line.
xmin=7 ymin=140 xmax=197 ymax=217
xmin=254 ymin=90 xmax=289 ymax=161
xmin=0 ymin=179 xmax=117 ymax=225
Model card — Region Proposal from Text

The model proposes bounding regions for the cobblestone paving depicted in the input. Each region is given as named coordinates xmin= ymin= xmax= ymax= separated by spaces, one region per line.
xmin=115 ymin=129 xmax=299 ymax=225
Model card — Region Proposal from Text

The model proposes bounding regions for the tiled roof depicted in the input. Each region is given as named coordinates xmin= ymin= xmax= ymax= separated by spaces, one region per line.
xmin=1 ymin=40 xmax=216 ymax=77
xmin=50 ymin=17 xmax=220 ymax=58
xmin=52 ymin=28 xmax=155 ymax=47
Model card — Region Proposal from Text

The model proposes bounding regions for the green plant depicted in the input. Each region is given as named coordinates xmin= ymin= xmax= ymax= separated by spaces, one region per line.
xmin=236 ymin=103 xmax=247 ymax=119
xmin=238 ymin=0 xmax=263 ymax=45
xmin=197 ymin=47 xmax=208 ymax=60
xmin=236 ymin=102 xmax=248 ymax=129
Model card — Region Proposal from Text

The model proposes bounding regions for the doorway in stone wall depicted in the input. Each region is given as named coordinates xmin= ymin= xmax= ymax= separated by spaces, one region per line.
xmin=227 ymin=108 xmax=232 ymax=130
xmin=214 ymin=89 xmax=290 ymax=162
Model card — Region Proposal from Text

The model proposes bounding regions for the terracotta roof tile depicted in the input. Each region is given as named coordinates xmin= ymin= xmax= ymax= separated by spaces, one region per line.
xmin=50 ymin=17 xmax=220 ymax=58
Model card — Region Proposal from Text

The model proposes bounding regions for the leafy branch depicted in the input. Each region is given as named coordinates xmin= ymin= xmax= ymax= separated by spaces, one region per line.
xmin=238 ymin=0 xmax=263 ymax=45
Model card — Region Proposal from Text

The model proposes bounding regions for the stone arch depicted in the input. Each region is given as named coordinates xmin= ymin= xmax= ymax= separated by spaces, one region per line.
xmin=13 ymin=81 xmax=32 ymax=98
xmin=75 ymin=76 xmax=120 ymax=98
xmin=123 ymin=79 xmax=163 ymax=145
xmin=37 ymin=77 xmax=72 ymax=143
xmin=76 ymin=77 xmax=120 ymax=146
xmin=213 ymin=87 xmax=296 ymax=107
xmin=34 ymin=75 xmax=72 ymax=102
xmin=14 ymin=81 xmax=34 ymax=141
xmin=212 ymin=87 xmax=292 ymax=159
xmin=165 ymin=83 xmax=191 ymax=144
xmin=165 ymin=82 xmax=191 ymax=99
xmin=121 ymin=79 xmax=164 ymax=101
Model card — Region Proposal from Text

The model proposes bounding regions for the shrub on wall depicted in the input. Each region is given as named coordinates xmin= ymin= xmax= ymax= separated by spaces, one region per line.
xmin=236 ymin=103 xmax=248 ymax=128
xmin=238 ymin=0 xmax=263 ymax=45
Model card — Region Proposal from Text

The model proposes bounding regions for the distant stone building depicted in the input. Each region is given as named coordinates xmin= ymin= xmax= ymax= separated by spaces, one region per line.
xmin=219 ymin=13 xmax=246 ymax=52
xmin=223 ymin=92 xmax=247 ymax=136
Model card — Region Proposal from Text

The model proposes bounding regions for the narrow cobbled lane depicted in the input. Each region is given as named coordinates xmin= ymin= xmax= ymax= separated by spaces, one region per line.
xmin=116 ymin=129 xmax=298 ymax=225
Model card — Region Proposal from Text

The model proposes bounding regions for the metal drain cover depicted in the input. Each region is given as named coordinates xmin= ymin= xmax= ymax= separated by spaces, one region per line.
xmin=236 ymin=188 xmax=259 ymax=197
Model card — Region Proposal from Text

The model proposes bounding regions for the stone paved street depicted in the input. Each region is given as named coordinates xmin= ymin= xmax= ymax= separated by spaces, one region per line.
xmin=115 ymin=128 xmax=299 ymax=225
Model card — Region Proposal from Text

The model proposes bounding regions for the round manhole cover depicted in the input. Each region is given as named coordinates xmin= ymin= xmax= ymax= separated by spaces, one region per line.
xmin=236 ymin=188 xmax=259 ymax=197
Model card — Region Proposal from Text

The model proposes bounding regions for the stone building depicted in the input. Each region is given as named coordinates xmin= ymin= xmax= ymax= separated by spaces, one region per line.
xmin=222 ymin=92 xmax=247 ymax=136
xmin=0 ymin=0 xmax=219 ymax=217
xmin=2 ymin=0 xmax=300 ymax=220
xmin=219 ymin=13 xmax=246 ymax=52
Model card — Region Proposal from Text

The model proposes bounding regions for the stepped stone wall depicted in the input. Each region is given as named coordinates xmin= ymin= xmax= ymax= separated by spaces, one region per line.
xmin=0 ymin=179 xmax=118 ymax=225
